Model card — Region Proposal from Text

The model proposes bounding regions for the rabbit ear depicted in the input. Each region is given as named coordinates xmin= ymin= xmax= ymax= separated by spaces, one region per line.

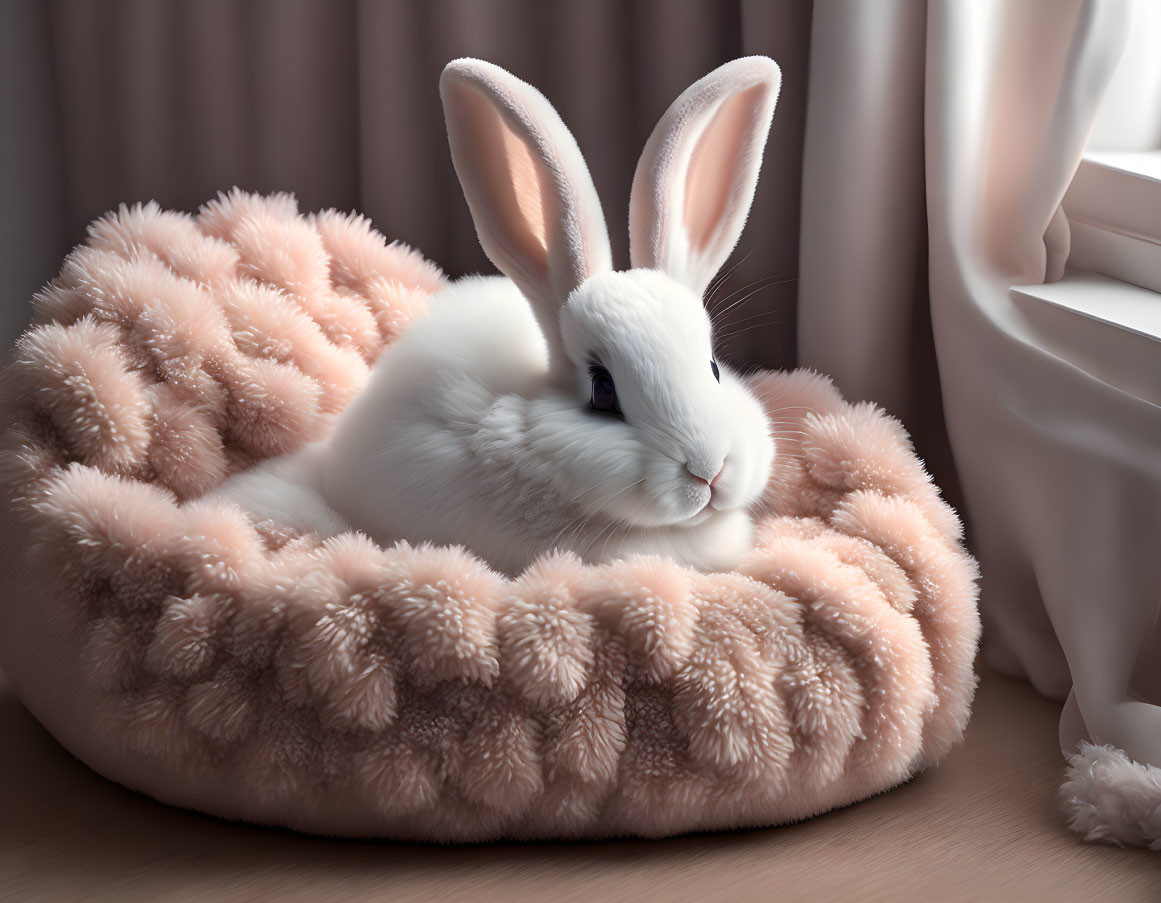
xmin=440 ymin=59 xmax=612 ymax=371
xmin=629 ymin=57 xmax=781 ymax=296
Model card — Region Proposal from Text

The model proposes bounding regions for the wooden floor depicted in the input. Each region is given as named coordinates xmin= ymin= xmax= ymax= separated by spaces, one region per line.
xmin=2 ymin=665 xmax=1158 ymax=902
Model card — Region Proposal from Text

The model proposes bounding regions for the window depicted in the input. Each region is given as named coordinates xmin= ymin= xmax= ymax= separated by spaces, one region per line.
xmin=1063 ymin=0 xmax=1161 ymax=293
xmin=1010 ymin=1 xmax=1160 ymax=403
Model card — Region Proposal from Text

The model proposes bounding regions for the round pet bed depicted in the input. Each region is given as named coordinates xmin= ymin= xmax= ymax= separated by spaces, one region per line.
xmin=0 ymin=191 xmax=979 ymax=841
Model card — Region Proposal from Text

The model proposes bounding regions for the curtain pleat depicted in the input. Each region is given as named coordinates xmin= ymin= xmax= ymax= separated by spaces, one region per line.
xmin=0 ymin=0 xmax=67 ymax=355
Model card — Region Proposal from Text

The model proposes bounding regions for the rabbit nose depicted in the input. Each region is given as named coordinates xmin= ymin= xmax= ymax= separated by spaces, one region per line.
xmin=686 ymin=461 xmax=724 ymax=486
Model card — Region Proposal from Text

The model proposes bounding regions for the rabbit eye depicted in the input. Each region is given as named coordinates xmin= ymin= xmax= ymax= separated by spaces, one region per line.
xmin=588 ymin=363 xmax=622 ymax=418
xmin=711 ymin=360 xmax=720 ymax=382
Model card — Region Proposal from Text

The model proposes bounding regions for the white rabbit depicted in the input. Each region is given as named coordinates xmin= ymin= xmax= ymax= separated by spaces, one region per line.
xmin=219 ymin=56 xmax=782 ymax=576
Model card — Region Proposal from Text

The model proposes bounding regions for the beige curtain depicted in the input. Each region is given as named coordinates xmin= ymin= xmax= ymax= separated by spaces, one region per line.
xmin=799 ymin=0 xmax=1161 ymax=782
xmin=0 ymin=0 xmax=811 ymax=369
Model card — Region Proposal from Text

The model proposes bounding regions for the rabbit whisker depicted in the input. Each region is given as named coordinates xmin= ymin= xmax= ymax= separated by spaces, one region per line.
xmin=704 ymin=248 xmax=755 ymax=303
xmin=709 ymin=276 xmax=796 ymax=327
xmin=555 ymin=478 xmax=646 ymax=551
xmin=708 ymin=270 xmax=787 ymax=314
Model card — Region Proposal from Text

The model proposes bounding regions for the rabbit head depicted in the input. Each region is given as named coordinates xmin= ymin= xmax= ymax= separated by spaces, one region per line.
xmin=438 ymin=56 xmax=782 ymax=531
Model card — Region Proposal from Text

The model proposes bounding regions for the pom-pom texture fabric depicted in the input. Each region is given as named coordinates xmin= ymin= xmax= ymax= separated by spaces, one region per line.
xmin=1062 ymin=742 xmax=1161 ymax=849
xmin=0 ymin=191 xmax=979 ymax=840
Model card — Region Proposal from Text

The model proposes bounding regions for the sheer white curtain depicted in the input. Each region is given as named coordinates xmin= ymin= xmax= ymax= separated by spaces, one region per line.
xmin=799 ymin=0 xmax=1161 ymax=847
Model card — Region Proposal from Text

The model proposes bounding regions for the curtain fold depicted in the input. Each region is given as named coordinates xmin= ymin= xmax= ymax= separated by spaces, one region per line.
xmin=925 ymin=0 xmax=1137 ymax=706
xmin=795 ymin=1 xmax=962 ymax=505
xmin=0 ymin=1 xmax=67 ymax=355
xmin=797 ymin=1 xmax=928 ymax=421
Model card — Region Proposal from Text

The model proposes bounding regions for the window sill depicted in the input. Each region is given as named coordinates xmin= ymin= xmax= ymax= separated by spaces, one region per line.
xmin=1009 ymin=271 xmax=1160 ymax=406
xmin=1064 ymin=151 xmax=1161 ymax=295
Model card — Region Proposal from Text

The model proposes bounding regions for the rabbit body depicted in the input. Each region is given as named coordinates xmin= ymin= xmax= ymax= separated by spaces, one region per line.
xmin=317 ymin=273 xmax=764 ymax=575
xmin=215 ymin=55 xmax=784 ymax=576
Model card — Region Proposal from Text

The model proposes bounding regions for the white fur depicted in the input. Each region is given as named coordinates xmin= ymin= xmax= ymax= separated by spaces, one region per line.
xmin=1062 ymin=741 xmax=1161 ymax=849
xmin=215 ymin=442 xmax=347 ymax=537
xmin=318 ymin=272 xmax=773 ymax=574
xmin=216 ymin=57 xmax=783 ymax=576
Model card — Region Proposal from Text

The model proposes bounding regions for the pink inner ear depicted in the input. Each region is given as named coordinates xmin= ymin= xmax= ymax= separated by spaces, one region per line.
xmin=683 ymin=84 xmax=767 ymax=252
xmin=501 ymin=119 xmax=549 ymax=254
xmin=454 ymin=80 xmax=550 ymax=276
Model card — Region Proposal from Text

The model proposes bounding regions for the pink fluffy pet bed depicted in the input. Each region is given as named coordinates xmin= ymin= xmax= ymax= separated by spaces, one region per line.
xmin=0 ymin=191 xmax=979 ymax=841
